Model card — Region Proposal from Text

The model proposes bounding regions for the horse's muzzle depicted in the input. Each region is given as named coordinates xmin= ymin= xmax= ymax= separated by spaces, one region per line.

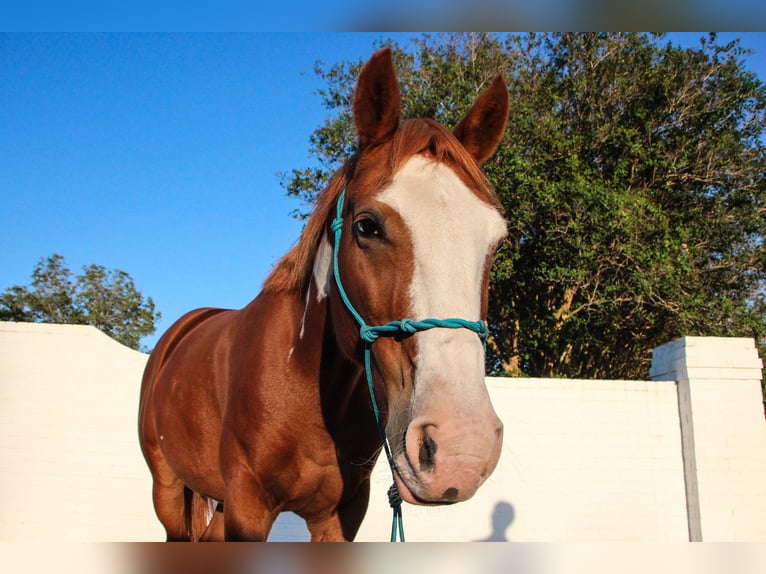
xmin=393 ymin=416 xmax=503 ymax=505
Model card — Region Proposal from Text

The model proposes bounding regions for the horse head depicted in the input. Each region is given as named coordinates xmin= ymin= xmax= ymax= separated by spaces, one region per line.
xmin=316 ymin=48 xmax=509 ymax=505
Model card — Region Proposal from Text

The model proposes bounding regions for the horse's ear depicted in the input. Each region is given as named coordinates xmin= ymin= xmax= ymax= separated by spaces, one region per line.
xmin=353 ymin=48 xmax=401 ymax=150
xmin=453 ymin=75 xmax=509 ymax=165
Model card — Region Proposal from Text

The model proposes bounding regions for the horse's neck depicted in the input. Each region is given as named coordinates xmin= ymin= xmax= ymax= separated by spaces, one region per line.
xmin=290 ymin=285 xmax=364 ymax=423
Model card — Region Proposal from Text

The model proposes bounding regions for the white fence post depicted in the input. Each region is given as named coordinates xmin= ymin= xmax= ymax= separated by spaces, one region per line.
xmin=650 ymin=336 xmax=766 ymax=541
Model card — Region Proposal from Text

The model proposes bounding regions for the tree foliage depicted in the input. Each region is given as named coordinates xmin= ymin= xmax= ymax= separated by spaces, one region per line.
xmin=283 ymin=32 xmax=766 ymax=380
xmin=0 ymin=254 xmax=161 ymax=351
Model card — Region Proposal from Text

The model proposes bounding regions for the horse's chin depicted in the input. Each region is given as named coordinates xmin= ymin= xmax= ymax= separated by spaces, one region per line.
xmin=393 ymin=466 xmax=460 ymax=507
xmin=394 ymin=472 xmax=445 ymax=506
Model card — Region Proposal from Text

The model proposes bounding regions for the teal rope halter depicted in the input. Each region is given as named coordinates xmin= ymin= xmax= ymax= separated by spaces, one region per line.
xmin=331 ymin=188 xmax=490 ymax=542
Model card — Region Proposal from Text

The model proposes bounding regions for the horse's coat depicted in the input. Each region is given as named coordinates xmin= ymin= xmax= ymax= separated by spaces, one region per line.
xmin=138 ymin=48 xmax=510 ymax=541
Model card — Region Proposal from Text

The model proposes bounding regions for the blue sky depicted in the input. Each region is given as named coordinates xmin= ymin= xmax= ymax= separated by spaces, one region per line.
xmin=1 ymin=33 xmax=403 ymax=347
xmin=2 ymin=33 xmax=765 ymax=349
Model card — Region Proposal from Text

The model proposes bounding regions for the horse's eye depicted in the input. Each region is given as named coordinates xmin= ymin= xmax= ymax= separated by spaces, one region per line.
xmin=355 ymin=218 xmax=380 ymax=238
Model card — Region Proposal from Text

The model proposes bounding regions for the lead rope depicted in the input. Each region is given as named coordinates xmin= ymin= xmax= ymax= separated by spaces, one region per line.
xmin=331 ymin=188 xmax=489 ymax=542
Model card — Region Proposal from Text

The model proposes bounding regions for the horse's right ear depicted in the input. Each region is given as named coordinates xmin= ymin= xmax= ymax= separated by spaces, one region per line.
xmin=353 ymin=48 xmax=401 ymax=150
xmin=453 ymin=74 xmax=509 ymax=165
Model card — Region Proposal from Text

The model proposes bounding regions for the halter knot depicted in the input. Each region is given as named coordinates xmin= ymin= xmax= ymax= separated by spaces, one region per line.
xmin=397 ymin=318 xmax=419 ymax=334
xmin=359 ymin=325 xmax=379 ymax=343
xmin=387 ymin=483 xmax=403 ymax=508
xmin=330 ymin=217 xmax=344 ymax=234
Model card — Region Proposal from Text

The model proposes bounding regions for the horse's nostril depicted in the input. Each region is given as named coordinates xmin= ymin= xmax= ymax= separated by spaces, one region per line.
xmin=418 ymin=431 xmax=437 ymax=472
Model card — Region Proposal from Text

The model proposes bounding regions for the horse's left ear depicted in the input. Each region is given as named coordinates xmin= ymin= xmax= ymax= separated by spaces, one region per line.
xmin=353 ymin=48 xmax=401 ymax=150
xmin=453 ymin=75 xmax=509 ymax=165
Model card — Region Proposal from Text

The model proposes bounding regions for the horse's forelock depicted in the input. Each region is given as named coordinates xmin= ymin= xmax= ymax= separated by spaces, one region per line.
xmin=391 ymin=119 xmax=502 ymax=212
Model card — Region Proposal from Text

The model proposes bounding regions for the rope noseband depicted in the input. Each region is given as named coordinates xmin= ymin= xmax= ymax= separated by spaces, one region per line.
xmin=331 ymin=188 xmax=489 ymax=542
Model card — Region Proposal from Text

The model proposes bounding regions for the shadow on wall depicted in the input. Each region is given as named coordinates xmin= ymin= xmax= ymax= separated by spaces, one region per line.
xmin=477 ymin=500 xmax=515 ymax=541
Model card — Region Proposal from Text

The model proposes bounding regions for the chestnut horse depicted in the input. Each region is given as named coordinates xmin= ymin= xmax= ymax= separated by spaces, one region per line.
xmin=138 ymin=48 xmax=509 ymax=542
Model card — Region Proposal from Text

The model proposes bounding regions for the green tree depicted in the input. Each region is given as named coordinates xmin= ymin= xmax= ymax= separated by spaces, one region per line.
xmin=283 ymin=32 xmax=766 ymax=381
xmin=0 ymin=254 xmax=161 ymax=351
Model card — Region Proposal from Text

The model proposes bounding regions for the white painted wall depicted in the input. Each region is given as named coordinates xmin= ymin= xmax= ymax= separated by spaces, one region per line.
xmin=1 ymin=323 xmax=764 ymax=542
xmin=357 ymin=377 xmax=689 ymax=542
xmin=357 ymin=337 xmax=766 ymax=542
xmin=650 ymin=337 xmax=766 ymax=542
xmin=0 ymin=322 xmax=163 ymax=541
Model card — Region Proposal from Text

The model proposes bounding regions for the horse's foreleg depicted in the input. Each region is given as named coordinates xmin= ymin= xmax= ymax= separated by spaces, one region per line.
xmin=306 ymin=480 xmax=371 ymax=542
xmin=335 ymin=479 xmax=371 ymax=541
xmin=149 ymin=466 xmax=189 ymax=541
xmin=306 ymin=514 xmax=348 ymax=542
xmin=222 ymin=475 xmax=277 ymax=541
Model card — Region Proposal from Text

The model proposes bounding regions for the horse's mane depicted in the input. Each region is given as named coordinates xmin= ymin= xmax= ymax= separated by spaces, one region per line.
xmin=261 ymin=161 xmax=350 ymax=295
xmin=262 ymin=118 xmax=502 ymax=295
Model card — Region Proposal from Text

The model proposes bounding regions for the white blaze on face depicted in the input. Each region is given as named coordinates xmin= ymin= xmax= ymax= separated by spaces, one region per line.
xmin=378 ymin=155 xmax=507 ymax=406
